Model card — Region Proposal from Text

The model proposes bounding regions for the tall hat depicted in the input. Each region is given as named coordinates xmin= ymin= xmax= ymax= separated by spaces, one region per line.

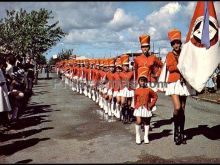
xmin=89 ymin=59 xmax=95 ymax=65
xmin=168 ymin=28 xmax=181 ymax=42
xmin=120 ymin=54 xmax=129 ymax=65
xmin=139 ymin=34 xmax=150 ymax=46
xmin=80 ymin=60 xmax=84 ymax=65
xmin=103 ymin=59 xmax=109 ymax=67
xmin=100 ymin=59 xmax=104 ymax=67
xmin=115 ymin=57 xmax=122 ymax=67
xmin=96 ymin=59 xmax=100 ymax=66
xmin=84 ymin=59 xmax=89 ymax=65
xmin=137 ymin=66 xmax=149 ymax=80
xmin=108 ymin=58 xmax=115 ymax=67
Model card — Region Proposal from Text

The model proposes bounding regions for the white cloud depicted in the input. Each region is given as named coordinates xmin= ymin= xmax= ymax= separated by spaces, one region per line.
xmin=107 ymin=8 xmax=138 ymax=31
xmin=1 ymin=1 xmax=219 ymax=60
xmin=145 ymin=2 xmax=182 ymax=40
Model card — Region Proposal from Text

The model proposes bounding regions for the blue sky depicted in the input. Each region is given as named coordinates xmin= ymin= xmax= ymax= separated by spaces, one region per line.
xmin=0 ymin=1 xmax=219 ymax=61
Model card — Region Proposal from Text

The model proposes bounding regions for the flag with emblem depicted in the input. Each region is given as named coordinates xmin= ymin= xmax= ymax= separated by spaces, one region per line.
xmin=177 ymin=1 xmax=220 ymax=92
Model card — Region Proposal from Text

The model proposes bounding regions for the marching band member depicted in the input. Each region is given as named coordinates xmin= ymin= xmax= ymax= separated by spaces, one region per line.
xmin=93 ymin=59 xmax=101 ymax=104
xmin=106 ymin=58 xmax=115 ymax=117
xmin=83 ymin=59 xmax=89 ymax=96
xmin=119 ymin=54 xmax=134 ymax=124
xmin=71 ymin=60 xmax=78 ymax=92
xmin=98 ymin=59 xmax=107 ymax=110
xmin=165 ymin=29 xmax=191 ymax=145
xmin=102 ymin=59 xmax=110 ymax=114
xmin=78 ymin=60 xmax=84 ymax=94
xmin=134 ymin=34 xmax=163 ymax=91
xmin=112 ymin=57 xmax=122 ymax=119
xmin=88 ymin=59 xmax=95 ymax=100
xmin=134 ymin=66 xmax=158 ymax=144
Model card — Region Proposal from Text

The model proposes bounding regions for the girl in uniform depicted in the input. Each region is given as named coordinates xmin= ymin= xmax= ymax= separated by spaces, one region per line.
xmin=133 ymin=66 xmax=158 ymax=144
xmin=165 ymin=29 xmax=193 ymax=145
xmin=119 ymin=54 xmax=134 ymax=124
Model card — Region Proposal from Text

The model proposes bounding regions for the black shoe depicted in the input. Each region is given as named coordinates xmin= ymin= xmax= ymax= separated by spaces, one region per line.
xmin=174 ymin=135 xmax=181 ymax=145
xmin=180 ymin=133 xmax=187 ymax=144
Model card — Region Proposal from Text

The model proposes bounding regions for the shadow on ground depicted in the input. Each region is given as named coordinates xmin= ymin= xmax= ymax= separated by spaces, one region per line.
xmin=151 ymin=117 xmax=173 ymax=129
xmin=185 ymin=124 xmax=220 ymax=140
xmin=15 ymin=159 xmax=33 ymax=164
xmin=0 ymin=138 xmax=50 ymax=156
xmin=0 ymin=103 xmax=58 ymax=156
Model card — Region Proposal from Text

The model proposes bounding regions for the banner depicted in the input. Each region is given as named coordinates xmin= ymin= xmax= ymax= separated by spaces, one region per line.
xmin=177 ymin=1 xmax=220 ymax=92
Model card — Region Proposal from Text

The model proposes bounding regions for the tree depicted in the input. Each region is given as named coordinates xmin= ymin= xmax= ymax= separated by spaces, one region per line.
xmin=36 ymin=54 xmax=47 ymax=65
xmin=57 ymin=48 xmax=73 ymax=60
xmin=0 ymin=8 xmax=67 ymax=64
xmin=48 ymin=48 xmax=73 ymax=66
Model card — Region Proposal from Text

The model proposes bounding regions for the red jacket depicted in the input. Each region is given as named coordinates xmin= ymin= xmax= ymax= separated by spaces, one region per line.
xmin=134 ymin=53 xmax=163 ymax=82
xmin=166 ymin=52 xmax=181 ymax=83
xmin=119 ymin=71 xmax=134 ymax=90
xmin=113 ymin=72 xmax=121 ymax=91
xmin=106 ymin=72 xmax=114 ymax=89
xmin=134 ymin=87 xmax=158 ymax=110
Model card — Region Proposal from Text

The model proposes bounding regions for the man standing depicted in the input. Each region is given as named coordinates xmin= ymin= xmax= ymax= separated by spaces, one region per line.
xmin=24 ymin=58 xmax=35 ymax=93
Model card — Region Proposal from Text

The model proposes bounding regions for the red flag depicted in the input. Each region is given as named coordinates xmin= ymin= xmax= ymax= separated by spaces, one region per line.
xmin=177 ymin=1 xmax=220 ymax=92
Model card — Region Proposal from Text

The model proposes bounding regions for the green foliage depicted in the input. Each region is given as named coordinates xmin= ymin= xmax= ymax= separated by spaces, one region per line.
xmin=49 ymin=49 xmax=73 ymax=65
xmin=48 ymin=48 xmax=73 ymax=65
xmin=36 ymin=54 xmax=47 ymax=65
xmin=57 ymin=49 xmax=73 ymax=60
xmin=0 ymin=8 xmax=67 ymax=64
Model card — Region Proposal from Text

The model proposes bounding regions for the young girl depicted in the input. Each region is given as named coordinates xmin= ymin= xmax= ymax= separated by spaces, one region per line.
xmin=133 ymin=66 xmax=158 ymax=144
xmin=112 ymin=57 xmax=122 ymax=119
xmin=165 ymin=29 xmax=193 ymax=145
xmin=119 ymin=54 xmax=134 ymax=124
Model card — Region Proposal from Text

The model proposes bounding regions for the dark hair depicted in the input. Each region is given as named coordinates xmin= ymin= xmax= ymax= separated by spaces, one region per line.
xmin=0 ymin=56 xmax=7 ymax=69
xmin=138 ymin=76 xmax=148 ymax=83
xmin=170 ymin=40 xmax=182 ymax=47
xmin=6 ymin=55 xmax=16 ymax=65
xmin=141 ymin=45 xmax=150 ymax=49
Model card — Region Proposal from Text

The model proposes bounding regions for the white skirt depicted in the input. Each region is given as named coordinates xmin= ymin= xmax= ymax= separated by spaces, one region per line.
xmin=113 ymin=91 xmax=120 ymax=97
xmin=119 ymin=87 xmax=134 ymax=97
xmin=133 ymin=106 xmax=152 ymax=118
xmin=165 ymin=80 xmax=195 ymax=96
xmin=107 ymin=89 xmax=113 ymax=96
xmin=73 ymin=76 xmax=78 ymax=80
xmin=103 ymin=87 xmax=108 ymax=94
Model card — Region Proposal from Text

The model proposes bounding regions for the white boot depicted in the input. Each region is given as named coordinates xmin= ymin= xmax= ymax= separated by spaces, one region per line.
xmin=100 ymin=97 xmax=103 ymax=109
xmin=108 ymin=102 xmax=112 ymax=116
xmin=135 ymin=124 xmax=141 ymax=144
xmin=104 ymin=100 xmax=108 ymax=114
xmin=144 ymin=125 xmax=150 ymax=144
xmin=115 ymin=103 xmax=119 ymax=118
xmin=88 ymin=89 xmax=92 ymax=99
xmin=92 ymin=90 xmax=95 ymax=101
xmin=96 ymin=92 xmax=99 ymax=103
xmin=117 ymin=104 xmax=122 ymax=119
xmin=111 ymin=102 xmax=115 ymax=117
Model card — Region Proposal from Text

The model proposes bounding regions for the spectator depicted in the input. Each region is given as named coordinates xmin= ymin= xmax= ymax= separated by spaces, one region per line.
xmin=0 ymin=56 xmax=12 ymax=125
xmin=24 ymin=58 xmax=35 ymax=93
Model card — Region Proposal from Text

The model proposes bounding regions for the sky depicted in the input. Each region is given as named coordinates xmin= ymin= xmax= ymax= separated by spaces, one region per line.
xmin=0 ymin=1 xmax=220 ymax=61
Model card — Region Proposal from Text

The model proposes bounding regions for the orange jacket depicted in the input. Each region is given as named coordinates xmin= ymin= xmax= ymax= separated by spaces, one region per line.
xmin=86 ymin=68 xmax=92 ymax=81
xmin=134 ymin=53 xmax=163 ymax=82
xmin=166 ymin=52 xmax=181 ymax=83
xmin=134 ymin=87 xmax=158 ymax=110
xmin=113 ymin=72 xmax=121 ymax=91
xmin=77 ymin=67 xmax=83 ymax=78
xmin=106 ymin=72 xmax=114 ymax=89
xmin=119 ymin=71 xmax=134 ymax=90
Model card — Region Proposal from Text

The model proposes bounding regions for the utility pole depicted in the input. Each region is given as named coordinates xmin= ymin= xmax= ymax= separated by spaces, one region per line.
xmin=159 ymin=47 xmax=161 ymax=58
xmin=152 ymin=41 xmax=155 ymax=54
